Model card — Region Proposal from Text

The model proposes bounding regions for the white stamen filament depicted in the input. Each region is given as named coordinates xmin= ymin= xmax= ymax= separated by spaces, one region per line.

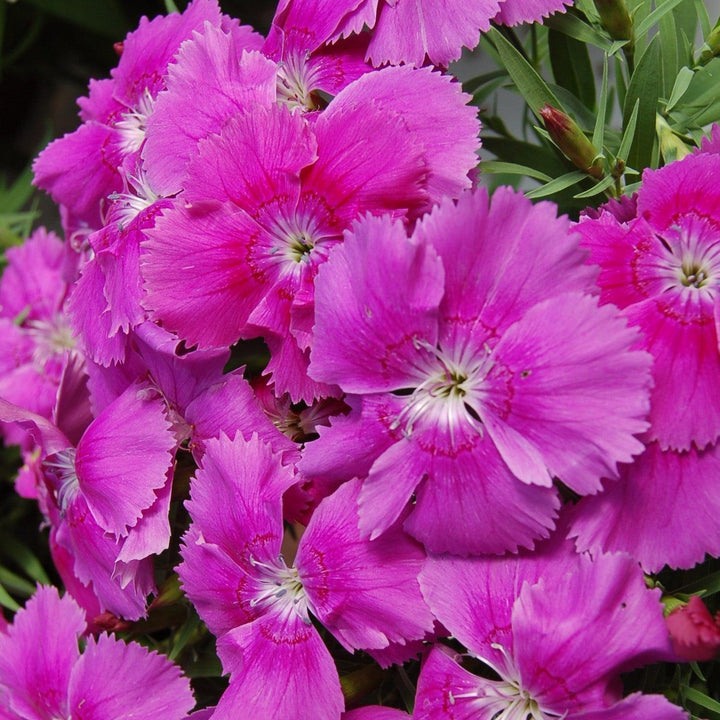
xmin=44 ymin=448 xmax=79 ymax=514
xmin=248 ymin=554 xmax=311 ymax=624
xmin=116 ymin=88 xmax=155 ymax=154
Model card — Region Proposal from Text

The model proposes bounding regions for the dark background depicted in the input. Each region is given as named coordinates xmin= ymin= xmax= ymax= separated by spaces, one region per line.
xmin=0 ymin=0 xmax=277 ymax=218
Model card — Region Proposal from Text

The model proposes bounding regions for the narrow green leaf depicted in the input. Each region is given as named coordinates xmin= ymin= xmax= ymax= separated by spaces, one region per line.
xmin=0 ymin=583 xmax=20 ymax=612
xmin=0 ymin=166 xmax=35 ymax=214
xmin=592 ymin=55 xmax=610 ymax=149
xmin=682 ymin=686 xmax=720 ymax=714
xmin=525 ymin=170 xmax=587 ymax=199
xmin=0 ymin=567 xmax=35 ymax=597
xmin=573 ymin=175 xmax=615 ymax=198
xmin=546 ymin=13 xmax=627 ymax=53
xmin=676 ymin=569 xmax=720 ymax=595
xmin=694 ymin=0 xmax=712 ymax=38
xmin=463 ymin=69 xmax=508 ymax=94
xmin=550 ymin=85 xmax=598 ymax=130
xmin=672 ymin=0 xmax=698 ymax=51
xmin=690 ymin=662 xmax=707 ymax=682
xmin=659 ymin=11 xmax=679 ymax=97
xmin=666 ymin=66 xmax=696 ymax=111
xmin=164 ymin=0 xmax=180 ymax=13
xmin=548 ymin=29 xmax=596 ymax=110
xmin=480 ymin=161 xmax=551 ymax=182
xmin=169 ymin=613 xmax=201 ymax=661
xmin=0 ymin=537 xmax=50 ymax=585
xmin=472 ymin=76 xmax=512 ymax=106
xmin=480 ymin=137 xmax=570 ymax=177
xmin=487 ymin=27 xmax=564 ymax=120
xmin=614 ymin=55 xmax=628 ymax=108
xmin=617 ymin=98 xmax=640 ymax=159
xmin=627 ymin=0 xmax=651 ymax=56
xmin=634 ymin=0 xmax=687 ymax=39
xmin=623 ymin=36 xmax=660 ymax=169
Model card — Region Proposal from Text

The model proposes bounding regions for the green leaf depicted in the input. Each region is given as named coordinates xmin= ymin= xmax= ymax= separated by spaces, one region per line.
xmin=0 ymin=166 xmax=35 ymax=214
xmin=549 ymin=85 xmax=598 ymax=130
xmin=0 ymin=583 xmax=20 ymax=612
xmin=164 ymin=0 xmax=180 ymax=12
xmin=24 ymin=0 xmax=128 ymax=38
xmin=614 ymin=55 xmax=628 ymax=108
xmin=678 ymin=569 xmax=720 ymax=596
xmin=548 ymin=29 xmax=596 ymax=110
xmin=617 ymin=98 xmax=640 ymax=160
xmin=573 ymin=175 xmax=616 ymax=198
xmin=592 ymin=55 xmax=610 ymax=149
xmin=525 ymin=170 xmax=587 ymax=199
xmin=0 ymin=566 xmax=35 ymax=597
xmin=682 ymin=686 xmax=720 ymax=714
xmin=0 ymin=537 xmax=50 ymax=585
xmin=472 ymin=75 xmax=512 ymax=107
xmin=694 ymin=0 xmax=712 ymax=38
xmin=168 ymin=612 xmax=201 ymax=661
xmin=480 ymin=161 xmax=551 ymax=182
xmin=634 ymin=0 xmax=687 ymax=39
xmin=480 ymin=137 xmax=570 ymax=177
xmin=544 ymin=13 xmax=625 ymax=53
xmin=623 ymin=36 xmax=660 ymax=169
xmin=672 ymin=0 xmax=698 ymax=51
xmin=487 ymin=27 xmax=564 ymax=120
xmin=666 ymin=66 xmax=696 ymax=110
xmin=659 ymin=10 xmax=679 ymax=96
xmin=463 ymin=69 xmax=508 ymax=94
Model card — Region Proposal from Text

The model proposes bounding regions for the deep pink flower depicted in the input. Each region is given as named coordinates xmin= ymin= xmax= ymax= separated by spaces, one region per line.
xmin=308 ymin=188 xmax=652 ymax=555
xmin=0 ymin=586 xmax=194 ymax=720
xmin=576 ymin=152 xmax=720 ymax=451
xmin=179 ymin=432 xmax=433 ymax=720
xmin=666 ymin=596 xmax=720 ymax=662
xmin=416 ymin=549 xmax=683 ymax=719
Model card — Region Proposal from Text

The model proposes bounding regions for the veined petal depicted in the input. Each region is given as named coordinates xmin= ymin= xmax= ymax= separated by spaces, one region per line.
xmin=75 ymin=382 xmax=175 ymax=537
xmin=311 ymin=214 xmax=444 ymax=392
xmin=297 ymin=478 xmax=433 ymax=652
xmin=570 ymin=441 xmax=720 ymax=572
xmin=213 ymin=612 xmax=343 ymax=720
xmin=68 ymin=633 xmax=194 ymax=720
xmin=0 ymin=587 xmax=84 ymax=720
xmin=483 ymin=292 xmax=652 ymax=494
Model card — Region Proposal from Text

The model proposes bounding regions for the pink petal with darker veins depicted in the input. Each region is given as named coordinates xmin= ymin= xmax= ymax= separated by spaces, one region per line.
xmin=570 ymin=441 xmax=720 ymax=572
xmin=213 ymin=612 xmax=343 ymax=720
xmin=144 ymin=35 xmax=275 ymax=195
xmin=361 ymin=417 xmax=560 ymax=555
xmin=75 ymin=382 xmax=175 ymax=538
xmin=297 ymin=478 xmax=433 ymax=652
xmin=322 ymin=65 xmax=479 ymax=204
xmin=310 ymin=214 xmax=444 ymax=393
xmin=367 ymin=0 xmax=501 ymax=67
xmin=68 ymin=633 xmax=194 ymax=720
xmin=494 ymin=0 xmax=572 ymax=26
xmin=483 ymin=292 xmax=651 ymax=494
xmin=0 ymin=587 xmax=83 ymax=720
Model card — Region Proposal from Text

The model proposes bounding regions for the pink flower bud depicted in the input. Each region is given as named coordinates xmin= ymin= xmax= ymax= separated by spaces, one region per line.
xmin=666 ymin=596 xmax=720 ymax=661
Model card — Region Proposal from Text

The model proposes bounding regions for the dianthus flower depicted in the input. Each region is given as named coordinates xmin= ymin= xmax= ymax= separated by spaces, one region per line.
xmin=569 ymin=152 xmax=720 ymax=570
xmin=306 ymin=188 xmax=652 ymax=555
xmin=416 ymin=547 xmax=685 ymax=719
xmin=179 ymin=433 xmax=433 ymax=720
xmin=0 ymin=586 xmax=194 ymax=720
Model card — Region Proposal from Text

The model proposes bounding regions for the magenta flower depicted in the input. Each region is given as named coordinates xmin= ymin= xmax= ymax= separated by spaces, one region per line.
xmin=0 ymin=586 xmax=194 ymax=720
xmin=143 ymin=66 xmax=478 ymax=401
xmin=416 ymin=549 xmax=684 ymax=719
xmin=308 ymin=188 xmax=652 ymax=555
xmin=666 ymin=596 xmax=720 ymax=662
xmin=179 ymin=432 xmax=433 ymax=720
xmin=268 ymin=0 xmax=573 ymax=67
xmin=576 ymin=152 xmax=720 ymax=452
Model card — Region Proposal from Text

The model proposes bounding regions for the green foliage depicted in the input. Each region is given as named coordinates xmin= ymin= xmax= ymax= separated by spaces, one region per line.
xmin=472 ymin=0 xmax=720 ymax=216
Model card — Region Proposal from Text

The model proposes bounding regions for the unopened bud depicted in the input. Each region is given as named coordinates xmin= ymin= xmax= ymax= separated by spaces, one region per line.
xmin=657 ymin=114 xmax=691 ymax=163
xmin=593 ymin=0 xmax=634 ymax=42
xmin=540 ymin=105 xmax=604 ymax=179
xmin=699 ymin=18 xmax=720 ymax=65
xmin=666 ymin=596 xmax=720 ymax=662
xmin=113 ymin=41 xmax=124 ymax=57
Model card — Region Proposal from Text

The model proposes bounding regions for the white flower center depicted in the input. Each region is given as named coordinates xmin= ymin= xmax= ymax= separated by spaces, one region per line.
xmin=44 ymin=448 xmax=79 ymax=514
xmin=391 ymin=338 xmax=492 ymax=439
xmin=276 ymin=53 xmax=322 ymax=111
xmin=25 ymin=314 xmax=75 ymax=367
xmin=249 ymin=554 xmax=310 ymax=623
xmin=116 ymin=88 xmax=155 ymax=154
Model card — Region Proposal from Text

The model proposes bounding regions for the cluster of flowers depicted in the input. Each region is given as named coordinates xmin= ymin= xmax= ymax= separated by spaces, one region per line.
xmin=1 ymin=0 xmax=719 ymax=717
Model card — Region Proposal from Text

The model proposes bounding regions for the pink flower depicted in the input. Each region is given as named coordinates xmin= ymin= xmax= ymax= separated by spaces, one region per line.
xmin=179 ymin=432 xmax=433 ymax=720
xmin=0 ymin=586 xmax=194 ymax=720
xmin=666 ymin=596 xmax=720 ymax=662
xmin=308 ymin=188 xmax=652 ymax=555
xmin=417 ymin=548 xmax=684 ymax=719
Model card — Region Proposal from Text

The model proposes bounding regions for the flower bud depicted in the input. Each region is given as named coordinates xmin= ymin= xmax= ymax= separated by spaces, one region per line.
xmin=593 ymin=0 xmax=634 ymax=42
xmin=665 ymin=596 xmax=720 ymax=662
xmin=539 ymin=105 xmax=604 ymax=179
xmin=699 ymin=18 xmax=720 ymax=65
